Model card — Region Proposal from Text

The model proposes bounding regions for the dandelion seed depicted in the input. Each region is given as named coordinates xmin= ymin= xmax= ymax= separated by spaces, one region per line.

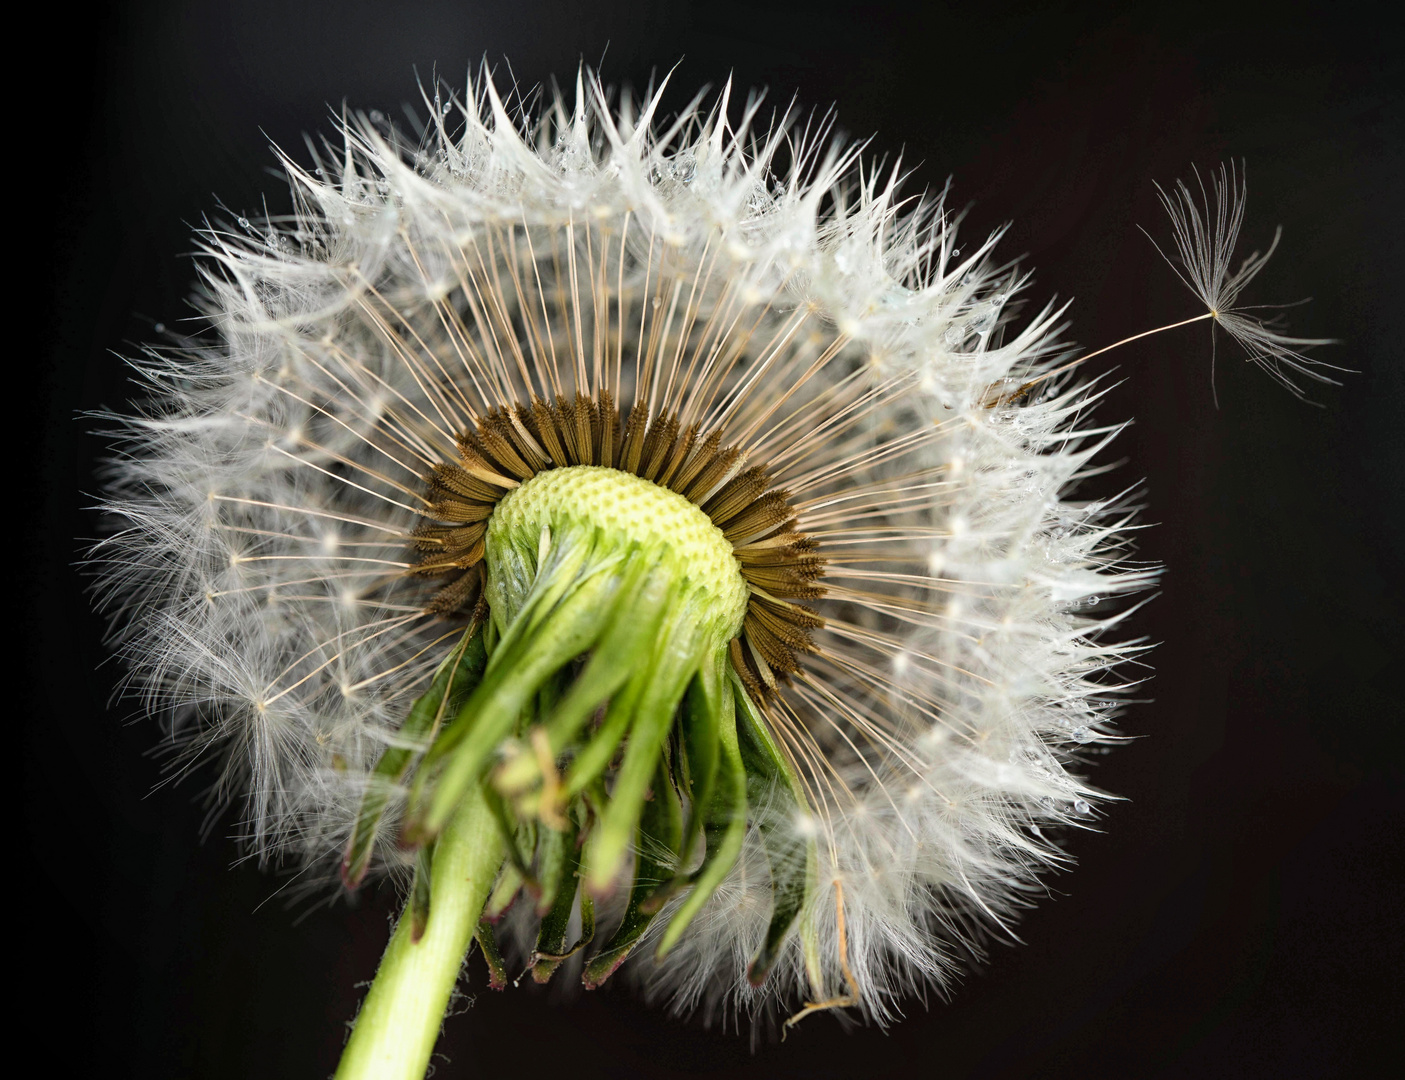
xmin=89 ymin=67 xmax=1238 ymax=1078
xmin=995 ymin=161 xmax=1338 ymax=408
xmin=1147 ymin=161 xmax=1340 ymax=401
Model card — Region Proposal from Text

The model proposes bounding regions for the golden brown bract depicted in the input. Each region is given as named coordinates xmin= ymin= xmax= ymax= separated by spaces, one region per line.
xmin=411 ymin=389 xmax=826 ymax=696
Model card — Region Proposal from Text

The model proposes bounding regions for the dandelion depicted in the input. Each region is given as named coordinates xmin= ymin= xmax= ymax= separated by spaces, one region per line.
xmin=89 ymin=68 xmax=1322 ymax=1080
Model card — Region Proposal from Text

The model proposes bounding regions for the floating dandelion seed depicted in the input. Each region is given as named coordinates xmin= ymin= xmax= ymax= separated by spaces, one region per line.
xmin=1147 ymin=161 xmax=1339 ymax=401
xmin=88 ymin=69 xmax=1324 ymax=1079
xmin=995 ymin=162 xmax=1335 ymax=409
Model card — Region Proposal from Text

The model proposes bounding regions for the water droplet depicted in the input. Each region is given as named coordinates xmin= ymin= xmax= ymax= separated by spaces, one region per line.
xmin=944 ymin=324 xmax=964 ymax=345
xmin=237 ymin=216 xmax=251 ymax=230
xmin=670 ymin=152 xmax=696 ymax=184
xmin=369 ymin=109 xmax=384 ymax=124
xmin=1074 ymin=799 xmax=1091 ymax=815
xmin=153 ymin=322 xmax=165 ymax=334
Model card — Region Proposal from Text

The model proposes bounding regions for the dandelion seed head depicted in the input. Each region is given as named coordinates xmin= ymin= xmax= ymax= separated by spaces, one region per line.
xmin=91 ymin=67 xmax=1158 ymax=1026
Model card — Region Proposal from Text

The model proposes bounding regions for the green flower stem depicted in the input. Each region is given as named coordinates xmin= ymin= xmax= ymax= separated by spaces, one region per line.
xmin=335 ymin=784 xmax=504 ymax=1080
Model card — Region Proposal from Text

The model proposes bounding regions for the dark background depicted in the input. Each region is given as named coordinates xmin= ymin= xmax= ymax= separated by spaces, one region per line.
xmin=29 ymin=1 xmax=1401 ymax=1077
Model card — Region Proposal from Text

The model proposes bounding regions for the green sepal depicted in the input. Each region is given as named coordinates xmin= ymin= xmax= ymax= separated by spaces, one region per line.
xmin=582 ymin=758 xmax=684 ymax=988
xmin=534 ymin=664 xmax=566 ymax=727
xmin=585 ymin=611 xmax=704 ymax=893
xmin=483 ymin=862 xmax=524 ymax=921
xmin=474 ymin=919 xmax=509 ymax=990
xmin=405 ymin=534 xmax=596 ymax=819
xmin=531 ymin=818 xmax=584 ymax=983
xmin=404 ymin=548 xmax=623 ymax=842
xmin=579 ymin=889 xmax=596 ymax=949
xmin=675 ymin=659 xmax=723 ymax=885
xmin=557 ymin=567 xmax=675 ymax=802
xmin=560 ymin=660 xmax=649 ymax=800
xmin=538 ymin=554 xmax=659 ymax=745
xmin=494 ymin=555 xmax=665 ymax=799
xmin=653 ymin=653 xmax=748 ymax=958
xmin=481 ymin=781 xmax=538 ymax=891
xmin=533 ymin=816 xmax=578 ymax=917
xmin=532 ymin=889 xmax=596 ymax=983
xmin=342 ymin=627 xmax=486 ymax=889
xmin=408 ymin=842 xmax=434 ymax=943
xmin=733 ymin=677 xmax=816 ymax=986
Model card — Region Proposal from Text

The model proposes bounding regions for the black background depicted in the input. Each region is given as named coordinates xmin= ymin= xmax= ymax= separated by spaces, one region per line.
xmin=29 ymin=2 xmax=1402 ymax=1077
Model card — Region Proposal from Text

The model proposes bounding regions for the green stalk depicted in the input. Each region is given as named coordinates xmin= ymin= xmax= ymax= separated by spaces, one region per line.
xmin=335 ymin=784 xmax=504 ymax=1080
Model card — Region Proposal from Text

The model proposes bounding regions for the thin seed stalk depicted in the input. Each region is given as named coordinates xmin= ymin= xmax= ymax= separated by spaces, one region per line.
xmin=335 ymin=784 xmax=504 ymax=1080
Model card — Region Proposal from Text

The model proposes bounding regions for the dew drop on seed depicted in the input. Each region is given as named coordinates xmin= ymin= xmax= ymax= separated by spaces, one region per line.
xmin=1074 ymin=799 xmax=1091 ymax=815
xmin=944 ymin=324 xmax=963 ymax=345
xmin=237 ymin=217 xmax=251 ymax=230
xmin=671 ymin=153 xmax=696 ymax=183
xmin=153 ymin=322 xmax=165 ymax=334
